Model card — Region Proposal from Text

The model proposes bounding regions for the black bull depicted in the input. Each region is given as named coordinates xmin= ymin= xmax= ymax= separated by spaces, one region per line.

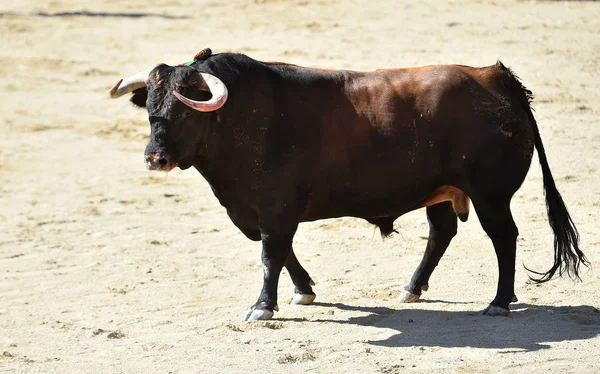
xmin=109 ymin=50 xmax=587 ymax=321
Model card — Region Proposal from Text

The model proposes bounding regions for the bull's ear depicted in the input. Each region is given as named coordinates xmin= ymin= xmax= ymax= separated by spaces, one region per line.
xmin=130 ymin=87 xmax=148 ymax=108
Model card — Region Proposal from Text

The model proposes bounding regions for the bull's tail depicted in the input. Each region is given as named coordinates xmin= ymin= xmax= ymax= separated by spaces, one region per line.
xmin=528 ymin=108 xmax=589 ymax=282
xmin=500 ymin=61 xmax=589 ymax=282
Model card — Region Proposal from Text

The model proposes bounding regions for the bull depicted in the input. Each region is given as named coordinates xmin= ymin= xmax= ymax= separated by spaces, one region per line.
xmin=108 ymin=48 xmax=587 ymax=321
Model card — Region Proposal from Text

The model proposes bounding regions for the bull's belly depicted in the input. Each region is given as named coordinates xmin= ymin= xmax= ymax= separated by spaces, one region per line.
xmin=301 ymin=183 xmax=470 ymax=223
xmin=301 ymin=182 xmax=432 ymax=221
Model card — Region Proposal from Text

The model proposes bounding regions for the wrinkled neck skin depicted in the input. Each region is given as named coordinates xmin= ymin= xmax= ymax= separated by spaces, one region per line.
xmin=191 ymin=108 xmax=240 ymax=202
xmin=190 ymin=61 xmax=273 ymax=217
xmin=190 ymin=86 xmax=270 ymax=241
xmin=190 ymin=111 xmax=222 ymax=174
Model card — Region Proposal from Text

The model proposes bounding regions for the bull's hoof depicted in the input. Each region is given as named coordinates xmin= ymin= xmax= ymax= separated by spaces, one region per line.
xmin=398 ymin=290 xmax=420 ymax=303
xmin=482 ymin=304 xmax=510 ymax=316
xmin=291 ymin=293 xmax=316 ymax=305
xmin=243 ymin=304 xmax=278 ymax=321
xmin=511 ymin=295 xmax=518 ymax=303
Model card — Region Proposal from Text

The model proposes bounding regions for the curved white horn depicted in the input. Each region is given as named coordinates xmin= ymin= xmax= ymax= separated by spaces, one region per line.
xmin=172 ymin=73 xmax=228 ymax=112
xmin=108 ymin=71 xmax=150 ymax=98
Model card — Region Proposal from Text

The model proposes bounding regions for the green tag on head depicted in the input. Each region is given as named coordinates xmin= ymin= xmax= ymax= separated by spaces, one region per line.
xmin=179 ymin=48 xmax=212 ymax=67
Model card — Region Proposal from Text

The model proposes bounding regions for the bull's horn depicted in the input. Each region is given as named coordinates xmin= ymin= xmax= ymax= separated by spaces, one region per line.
xmin=172 ymin=73 xmax=228 ymax=112
xmin=108 ymin=71 xmax=150 ymax=98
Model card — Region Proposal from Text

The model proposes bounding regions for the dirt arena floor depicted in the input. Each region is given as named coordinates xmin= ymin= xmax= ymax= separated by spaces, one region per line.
xmin=1 ymin=0 xmax=599 ymax=373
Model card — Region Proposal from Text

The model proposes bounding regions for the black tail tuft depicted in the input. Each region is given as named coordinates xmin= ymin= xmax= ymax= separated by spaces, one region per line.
xmin=526 ymin=120 xmax=589 ymax=282
xmin=501 ymin=64 xmax=590 ymax=282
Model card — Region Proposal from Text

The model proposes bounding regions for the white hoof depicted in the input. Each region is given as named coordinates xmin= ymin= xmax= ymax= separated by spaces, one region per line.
xmin=398 ymin=290 xmax=420 ymax=303
xmin=291 ymin=293 xmax=316 ymax=305
xmin=482 ymin=304 xmax=510 ymax=316
xmin=243 ymin=308 xmax=275 ymax=321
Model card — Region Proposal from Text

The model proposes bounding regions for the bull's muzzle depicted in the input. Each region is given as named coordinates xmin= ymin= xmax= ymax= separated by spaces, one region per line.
xmin=145 ymin=152 xmax=177 ymax=172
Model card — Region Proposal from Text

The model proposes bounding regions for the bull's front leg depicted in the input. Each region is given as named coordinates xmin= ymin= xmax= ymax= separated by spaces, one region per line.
xmin=286 ymin=247 xmax=316 ymax=305
xmin=244 ymin=217 xmax=298 ymax=321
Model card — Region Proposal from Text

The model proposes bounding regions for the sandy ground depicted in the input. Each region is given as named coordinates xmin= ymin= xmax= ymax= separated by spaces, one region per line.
xmin=1 ymin=0 xmax=599 ymax=373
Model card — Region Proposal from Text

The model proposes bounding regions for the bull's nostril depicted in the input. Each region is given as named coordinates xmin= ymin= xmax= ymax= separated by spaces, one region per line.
xmin=144 ymin=152 xmax=171 ymax=170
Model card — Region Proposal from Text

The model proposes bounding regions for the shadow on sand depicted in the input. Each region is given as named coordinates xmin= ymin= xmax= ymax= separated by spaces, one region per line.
xmin=299 ymin=302 xmax=600 ymax=351
xmin=0 ymin=11 xmax=189 ymax=20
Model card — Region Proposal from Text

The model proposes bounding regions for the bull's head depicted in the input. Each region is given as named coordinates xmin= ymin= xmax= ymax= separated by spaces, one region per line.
xmin=108 ymin=64 xmax=228 ymax=172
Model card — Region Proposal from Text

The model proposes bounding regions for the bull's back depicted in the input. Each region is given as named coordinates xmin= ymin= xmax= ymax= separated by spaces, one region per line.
xmin=303 ymin=63 xmax=534 ymax=220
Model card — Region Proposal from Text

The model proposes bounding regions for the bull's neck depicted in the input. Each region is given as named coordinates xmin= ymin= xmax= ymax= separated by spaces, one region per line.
xmin=191 ymin=111 xmax=233 ymax=180
xmin=191 ymin=105 xmax=262 ymax=208
xmin=190 ymin=59 xmax=348 ymax=205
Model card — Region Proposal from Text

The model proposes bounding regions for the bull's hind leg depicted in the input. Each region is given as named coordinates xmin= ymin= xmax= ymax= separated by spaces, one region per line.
xmin=285 ymin=247 xmax=316 ymax=305
xmin=399 ymin=202 xmax=457 ymax=303
xmin=472 ymin=197 xmax=519 ymax=316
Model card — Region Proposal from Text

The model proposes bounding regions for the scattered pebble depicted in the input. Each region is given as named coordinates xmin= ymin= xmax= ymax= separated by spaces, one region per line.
xmin=92 ymin=328 xmax=105 ymax=335
xmin=107 ymin=331 xmax=125 ymax=339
